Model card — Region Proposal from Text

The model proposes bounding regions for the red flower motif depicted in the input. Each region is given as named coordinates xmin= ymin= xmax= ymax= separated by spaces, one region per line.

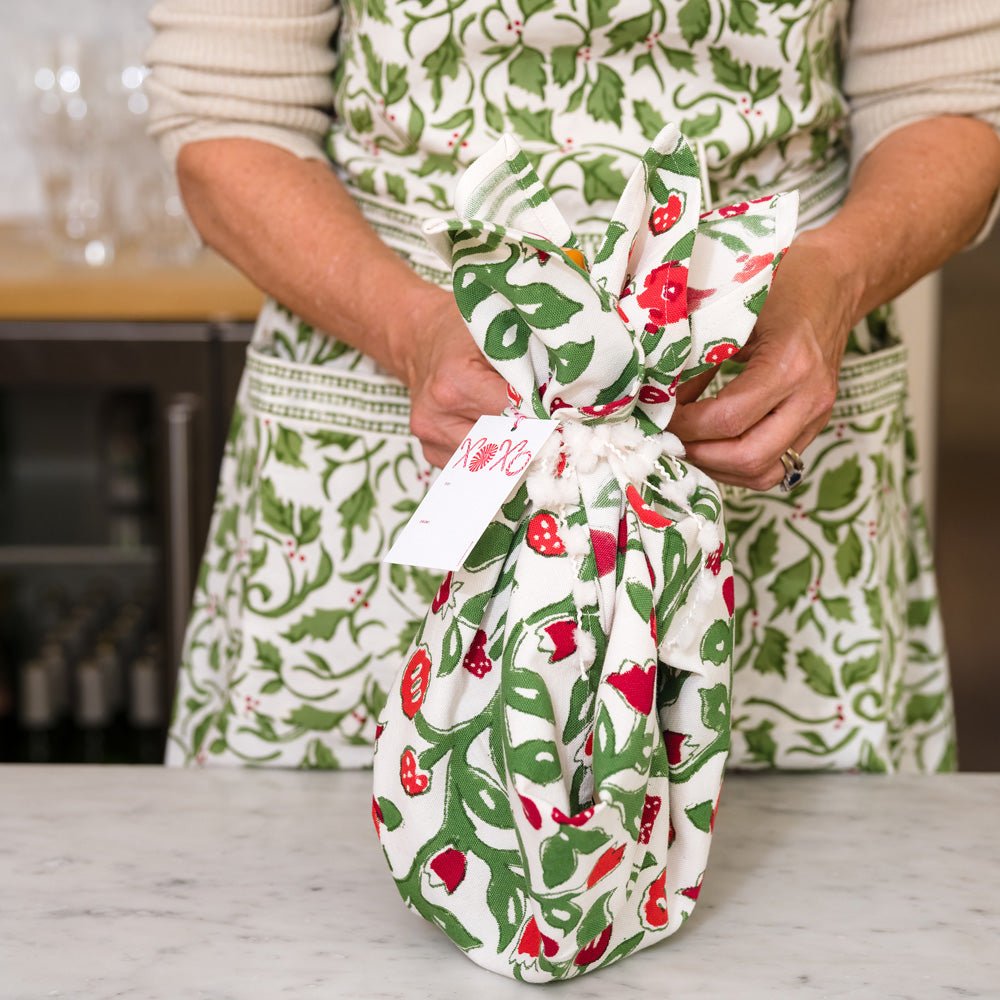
xmin=704 ymin=341 xmax=739 ymax=366
xmin=429 ymin=848 xmax=467 ymax=894
xmin=544 ymin=619 xmax=577 ymax=663
xmin=719 ymin=201 xmax=749 ymax=217
xmin=607 ymin=663 xmax=655 ymax=714
xmin=635 ymin=261 xmax=689 ymax=327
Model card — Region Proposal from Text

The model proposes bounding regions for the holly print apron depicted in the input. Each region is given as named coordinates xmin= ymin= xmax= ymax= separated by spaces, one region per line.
xmin=371 ymin=125 xmax=797 ymax=980
xmin=165 ymin=0 xmax=956 ymax=773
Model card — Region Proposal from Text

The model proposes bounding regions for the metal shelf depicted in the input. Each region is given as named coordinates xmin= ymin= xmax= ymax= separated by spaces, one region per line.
xmin=0 ymin=545 xmax=158 ymax=567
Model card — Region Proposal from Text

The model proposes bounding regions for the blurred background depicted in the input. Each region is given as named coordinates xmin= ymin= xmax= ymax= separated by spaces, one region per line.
xmin=0 ymin=0 xmax=996 ymax=769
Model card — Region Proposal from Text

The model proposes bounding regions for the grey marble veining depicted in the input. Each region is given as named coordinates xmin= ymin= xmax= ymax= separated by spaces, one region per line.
xmin=0 ymin=767 xmax=997 ymax=1000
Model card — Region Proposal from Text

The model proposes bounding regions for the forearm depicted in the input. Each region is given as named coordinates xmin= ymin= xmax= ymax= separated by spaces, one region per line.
xmin=176 ymin=138 xmax=447 ymax=380
xmin=799 ymin=116 xmax=1000 ymax=325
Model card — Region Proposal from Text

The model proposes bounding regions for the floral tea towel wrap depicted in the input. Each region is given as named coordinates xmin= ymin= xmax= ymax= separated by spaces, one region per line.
xmin=372 ymin=124 xmax=798 ymax=982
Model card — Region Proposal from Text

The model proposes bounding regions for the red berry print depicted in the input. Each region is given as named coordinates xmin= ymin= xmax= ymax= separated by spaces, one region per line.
xmin=638 ymin=384 xmax=671 ymax=405
xmin=638 ymin=794 xmax=662 ymax=845
xmin=648 ymin=192 xmax=684 ymax=235
xmin=462 ymin=629 xmax=493 ymax=677
xmin=722 ymin=575 xmax=735 ymax=617
xmin=552 ymin=805 xmax=595 ymax=826
xmin=719 ymin=201 xmax=749 ymax=217
xmin=399 ymin=747 xmax=430 ymax=796
xmin=574 ymin=924 xmax=613 ymax=966
xmin=431 ymin=571 xmax=452 ymax=613
xmin=372 ymin=796 xmax=384 ymax=838
xmin=705 ymin=542 xmax=724 ymax=575
xmin=520 ymin=793 xmax=543 ymax=830
xmin=429 ymin=848 xmax=467 ymax=894
xmin=642 ymin=869 xmax=669 ymax=929
xmin=607 ymin=663 xmax=655 ymax=714
xmin=586 ymin=843 xmax=626 ymax=888
xmin=704 ymin=341 xmax=739 ymax=366
xmin=578 ymin=394 xmax=635 ymax=418
xmin=527 ymin=511 xmax=566 ymax=556
xmin=400 ymin=647 xmax=431 ymax=719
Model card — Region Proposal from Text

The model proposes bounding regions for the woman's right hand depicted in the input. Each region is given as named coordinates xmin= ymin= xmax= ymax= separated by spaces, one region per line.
xmin=398 ymin=288 xmax=509 ymax=468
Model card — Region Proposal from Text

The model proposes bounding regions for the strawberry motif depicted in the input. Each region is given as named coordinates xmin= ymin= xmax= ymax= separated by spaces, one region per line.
xmin=584 ymin=729 xmax=594 ymax=756
xmin=668 ymin=819 xmax=676 ymax=846
xmin=607 ymin=663 xmax=655 ymax=714
xmin=719 ymin=201 xmax=750 ymax=217
xmin=552 ymin=805 xmax=595 ymax=826
xmin=638 ymin=794 xmax=661 ymax=845
xmin=574 ymin=924 xmax=613 ymax=966
xmin=527 ymin=511 xmax=566 ymax=556
xmin=544 ymin=619 xmax=577 ymax=663
xmin=587 ymin=843 xmax=626 ymax=888
xmin=704 ymin=341 xmax=740 ymax=366
xmin=705 ymin=542 xmax=724 ymax=575
xmin=431 ymin=571 xmax=452 ymax=613
xmin=429 ymin=848 xmax=467 ymax=894
xmin=399 ymin=747 xmax=430 ymax=796
xmin=648 ymin=192 xmax=684 ymax=235
xmin=372 ymin=796 xmax=384 ymax=838
xmin=590 ymin=528 xmax=618 ymax=577
xmin=626 ymin=484 xmax=673 ymax=529
xmin=642 ymin=869 xmax=669 ymax=929
xmin=462 ymin=629 xmax=493 ymax=677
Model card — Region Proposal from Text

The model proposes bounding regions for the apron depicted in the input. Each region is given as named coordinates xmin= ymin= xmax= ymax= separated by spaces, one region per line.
xmin=165 ymin=0 xmax=956 ymax=773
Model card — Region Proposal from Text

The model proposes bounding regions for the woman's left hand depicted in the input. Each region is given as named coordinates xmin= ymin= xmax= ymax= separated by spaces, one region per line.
xmin=668 ymin=230 xmax=861 ymax=490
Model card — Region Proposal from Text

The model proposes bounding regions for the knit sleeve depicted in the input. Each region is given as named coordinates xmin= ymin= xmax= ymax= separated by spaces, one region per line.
xmin=843 ymin=0 xmax=1000 ymax=245
xmin=144 ymin=0 xmax=340 ymax=167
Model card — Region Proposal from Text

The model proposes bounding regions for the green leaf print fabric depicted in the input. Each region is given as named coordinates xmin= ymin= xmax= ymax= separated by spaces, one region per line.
xmin=372 ymin=125 xmax=798 ymax=981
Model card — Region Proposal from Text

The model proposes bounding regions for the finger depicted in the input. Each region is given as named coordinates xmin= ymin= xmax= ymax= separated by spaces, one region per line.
xmin=669 ymin=345 xmax=794 ymax=443
xmin=683 ymin=399 xmax=826 ymax=489
xmin=673 ymin=369 xmax=717 ymax=406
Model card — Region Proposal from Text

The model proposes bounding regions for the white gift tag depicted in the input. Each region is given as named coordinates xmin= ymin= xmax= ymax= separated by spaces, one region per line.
xmin=385 ymin=415 xmax=558 ymax=571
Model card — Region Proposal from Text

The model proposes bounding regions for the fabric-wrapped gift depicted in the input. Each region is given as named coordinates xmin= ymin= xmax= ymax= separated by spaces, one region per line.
xmin=372 ymin=124 xmax=798 ymax=982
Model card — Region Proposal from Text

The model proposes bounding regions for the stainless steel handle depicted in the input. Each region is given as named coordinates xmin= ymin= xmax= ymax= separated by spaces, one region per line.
xmin=165 ymin=394 xmax=198 ymax=675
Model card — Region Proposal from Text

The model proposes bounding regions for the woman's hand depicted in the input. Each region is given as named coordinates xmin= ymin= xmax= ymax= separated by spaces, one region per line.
xmin=400 ymin=288 xmax=509 ymax=468
xmin=668 ymin=231 xmax=861 ymax=490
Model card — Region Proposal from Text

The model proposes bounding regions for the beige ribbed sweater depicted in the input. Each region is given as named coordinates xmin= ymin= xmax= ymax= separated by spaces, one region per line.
xmin=145 ymin=0 xmax=1000 ymax=234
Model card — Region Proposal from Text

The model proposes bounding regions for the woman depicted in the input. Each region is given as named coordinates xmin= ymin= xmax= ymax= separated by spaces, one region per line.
xmin=146 ymin=0 xmax=1000 ymax=771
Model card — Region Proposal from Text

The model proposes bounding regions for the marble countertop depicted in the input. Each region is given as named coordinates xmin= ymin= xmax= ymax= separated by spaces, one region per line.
xmin=1 ymin=768 xmax=997 ymax=999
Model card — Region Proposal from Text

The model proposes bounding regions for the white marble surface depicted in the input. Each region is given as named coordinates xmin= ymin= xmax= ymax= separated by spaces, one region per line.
xmin=1 ymin=768 xmax=997 ymax=999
